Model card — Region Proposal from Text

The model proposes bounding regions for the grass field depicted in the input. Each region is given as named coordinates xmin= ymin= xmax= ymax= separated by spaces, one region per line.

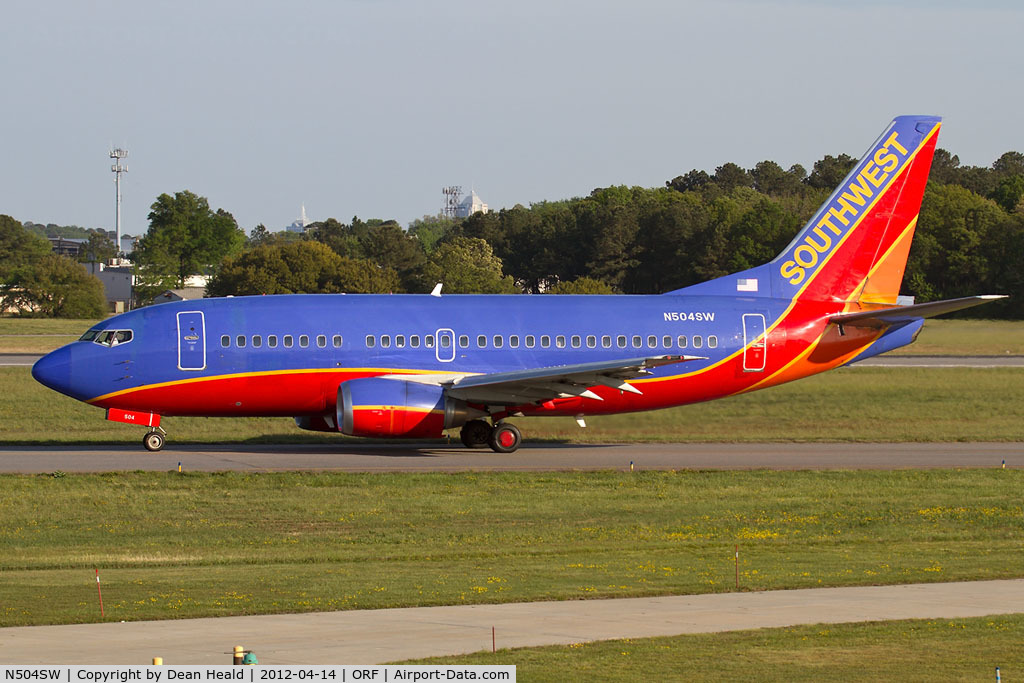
xmin=405 ymin=614 xmax=1024 ymax=681
xmin=3 ymin=366 xmax=1022 ymax=443
xmin=0 ymin=317 xmax=1021 ymax=355
xmin=1 ymin=469 xmax=1021 ymax=627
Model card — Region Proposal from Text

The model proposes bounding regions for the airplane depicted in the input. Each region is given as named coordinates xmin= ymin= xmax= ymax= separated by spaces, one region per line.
xmin=32 ymin=115 xmax=1005 ymax=453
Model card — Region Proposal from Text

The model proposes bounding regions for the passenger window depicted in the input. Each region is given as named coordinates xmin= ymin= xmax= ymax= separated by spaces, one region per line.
xmin=632 ymin=335 xmax=642 ymax=348
xmin=365 ymin=335 xmax=375 ymax=348
xmin=380 ymin=335 xmax=390 ymax=348
xmin=693 ymin=336 xmax=703 ymax=349
xmin=555 ymin=335 xmax=566 ymax=348
xmin=317 ymin=335 xmax=327 ymax=348
xmin=221 ymin=335 xmax=230 ymax=348
xmin=459 ymin=335 xmax=469 ymax=348
xmin=586 ymin=335 xmax=596 ymax=348
xmin=236 ymin=335 xmax=246 ymax=348
xmin=602 ymin=335 xmax=611 ymax=348
xmin=647 ymin=335 xmax=657 ymax=348
xmin=284 ymin=335 xmax=294 ymax=348
xmin=299 ymin=335 xmax=309 ymax=348
xmin=425 ymin=336 xmax=434 ymax=348
xmin=571 ymin=335 xmax=581 ymax=348
xmin=509 ymin=335 xmax=520 ymax=348
xmin=708 ymin=335 xmax=718 ymax=349
xmin=525 ymin=335 xmax=536 ymax=348
xmin=411 ymin=335 xmax=420 ymax=348
xmin=269 ymin=335 xmax=278 ymax=348
xmin=663 ymin=335 xmax=672 ymax=348
xmin=252 ymin=335 xmax=262 ymax=348
xmin=332 ymin=335 xmax=342 ymax=348
xmin=677 ymin=335 xmax=687 ymax=349
xmin=477 ymin=335 xmax=487 ymax=348
xmin=617 ymin=335 xmax=627 ymax=348
xmin=541 ymin=335 xmax=551 ymax=348
xmin=440 ymin=335 xmax=451 ymax=348
xmin=395 ymin=335 xmax=405 ymax=348
xmin=493 ymin=335 xmax=503 ymax=348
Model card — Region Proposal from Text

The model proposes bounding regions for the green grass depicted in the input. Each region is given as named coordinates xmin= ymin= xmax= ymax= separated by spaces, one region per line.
xmin=1 ymin=470 xmax=1021 ymax=626
xmin=3 ymin=366 xmax=1022 ymax=443
xmin=1 ymin=317 xmax=1021 ymax=354
xmin=893 ymin=319 xmax=1024 ymax=356
xmin=404 ymin=615 xmax=1024 ymax=681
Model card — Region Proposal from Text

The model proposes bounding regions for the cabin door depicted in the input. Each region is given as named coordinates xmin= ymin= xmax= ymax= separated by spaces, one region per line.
xmin=742 ymin=313 xmax=767 ymax=372
xmin=435 ymin=328 xmax=455 ymax=363
xmin=177 ymin=311 xmax=207 ymax=371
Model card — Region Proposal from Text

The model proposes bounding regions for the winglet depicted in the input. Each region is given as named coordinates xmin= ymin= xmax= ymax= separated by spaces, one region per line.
xmin=430 ymin=283 xmax=443 ymax=297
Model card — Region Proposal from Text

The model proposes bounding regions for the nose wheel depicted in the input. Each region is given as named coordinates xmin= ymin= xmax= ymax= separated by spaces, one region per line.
xmin=143 ymin=429 xmax=166 ymax=452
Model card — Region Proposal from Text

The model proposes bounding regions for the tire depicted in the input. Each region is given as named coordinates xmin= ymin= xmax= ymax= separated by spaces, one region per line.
xmin=460 ymin=419 xmax=492 ymax=448
xmin=488 ymin=422 xmax=522 ymax=454
xmin=143 ymin=431 xmax=165 ymax=452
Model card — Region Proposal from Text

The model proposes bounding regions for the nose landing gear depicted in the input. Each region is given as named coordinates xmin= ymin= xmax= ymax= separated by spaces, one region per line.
xmin=143 ymin=427 xmax=166 ymax=452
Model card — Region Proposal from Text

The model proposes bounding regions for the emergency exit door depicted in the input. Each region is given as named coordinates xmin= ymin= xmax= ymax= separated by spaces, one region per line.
xmin=742 ymin=313 xmax=767 ymax=372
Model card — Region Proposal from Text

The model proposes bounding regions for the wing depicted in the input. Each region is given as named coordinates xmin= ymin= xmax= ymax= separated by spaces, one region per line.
xmin=829 ymin=295 xmax=1007 ymax=331
xmin=442 ymin=355 xmax=705 ymax=405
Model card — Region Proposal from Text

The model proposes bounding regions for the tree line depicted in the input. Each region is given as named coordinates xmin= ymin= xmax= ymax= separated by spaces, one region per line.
xmin=2 ymin=147 xmax=1021 ymax=317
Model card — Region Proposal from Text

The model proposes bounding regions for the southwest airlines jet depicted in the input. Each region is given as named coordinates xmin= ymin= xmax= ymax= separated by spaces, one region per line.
xmin=33 ymin=116 xmax=1004 ymax=453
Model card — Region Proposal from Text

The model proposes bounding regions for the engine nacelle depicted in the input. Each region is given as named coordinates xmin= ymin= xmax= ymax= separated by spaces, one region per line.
xmin=337 ymin=377 xmax=485 ymax=438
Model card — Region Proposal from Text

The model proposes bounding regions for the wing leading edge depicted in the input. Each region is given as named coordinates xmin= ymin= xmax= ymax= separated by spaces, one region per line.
xmin=442 ymin=355 xmax=705 ymax=405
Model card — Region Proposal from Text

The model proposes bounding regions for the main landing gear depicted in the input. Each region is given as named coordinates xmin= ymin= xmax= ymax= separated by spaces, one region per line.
xmin=459 ymin=419 xmax=522 ymax=454
xmin=143 ymin=428 xmax=166 ymax=452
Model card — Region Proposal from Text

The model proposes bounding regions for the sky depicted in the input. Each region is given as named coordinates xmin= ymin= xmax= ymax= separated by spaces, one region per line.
xmin=1 ymin=0 xmax=1021 ymax=237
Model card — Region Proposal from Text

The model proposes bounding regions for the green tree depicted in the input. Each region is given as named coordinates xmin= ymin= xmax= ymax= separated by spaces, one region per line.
xmin=76 ymin=230 xmax=118 ymax=264
xmin=712 ymin=163 xmax=753 ymax=192
xmin=546 ymin=277 xmax=614 ymax=294
xmin=806 ymin=154 xmax=857 ymax=190
xmin=0 ymin=214 xmax=51 ymax=283
xmin=134 ymin=191 xmax=245 ymax=287
xmin=3 ymin=253 xmax=106 ymax=318
xmin=207 ymin=241 xmax=398 ymax=296
xmin=989 ymin=175 xmax=1024 ymax=213
xmin=420 ymin=237 xmax=517 ymax=294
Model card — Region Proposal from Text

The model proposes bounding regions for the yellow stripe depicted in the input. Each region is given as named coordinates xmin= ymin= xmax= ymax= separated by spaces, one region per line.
xmin=86 ymin=367 xmax=472 ymax=405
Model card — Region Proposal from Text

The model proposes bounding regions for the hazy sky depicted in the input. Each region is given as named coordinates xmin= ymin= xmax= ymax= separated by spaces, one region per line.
xmin=2 ymin=0 xmax=1021 ymax=236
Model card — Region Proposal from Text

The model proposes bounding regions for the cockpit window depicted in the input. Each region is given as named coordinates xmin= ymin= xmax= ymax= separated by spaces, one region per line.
xmin=83 ymin=329 xmax=133 ymax=347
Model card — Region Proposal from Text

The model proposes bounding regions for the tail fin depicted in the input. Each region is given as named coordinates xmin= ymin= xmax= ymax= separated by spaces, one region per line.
xmin=772 ymin=115 xmax=941 ymax=304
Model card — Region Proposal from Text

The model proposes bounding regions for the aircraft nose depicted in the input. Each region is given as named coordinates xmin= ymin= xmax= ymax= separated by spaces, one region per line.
xmin=32 ymin=345 xmax=73 ymax=395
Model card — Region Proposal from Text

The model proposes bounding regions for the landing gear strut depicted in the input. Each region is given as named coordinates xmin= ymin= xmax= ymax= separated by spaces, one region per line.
xmin=143 ymin=428 xmax=166 ymax=452
xmin=488 ymin=422 xmax=522 ymax=454
xmin=458 ymin=419 xmax=523 ymax=453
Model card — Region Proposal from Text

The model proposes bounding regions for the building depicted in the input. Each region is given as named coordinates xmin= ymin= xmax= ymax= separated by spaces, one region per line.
xmin=155 ymin=287 xmax=206 ymax=303
xmin=455 ymin=190 xmax=489 ymax=218
xmin=285 ymin=205 xmax=312 ymax=233
xmin=48 ymin=236 xmax=87 ymax=258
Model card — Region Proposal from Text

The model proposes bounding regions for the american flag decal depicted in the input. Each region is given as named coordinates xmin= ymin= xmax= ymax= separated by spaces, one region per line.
xmin=737 ymin=278 xmax=758 ymax=292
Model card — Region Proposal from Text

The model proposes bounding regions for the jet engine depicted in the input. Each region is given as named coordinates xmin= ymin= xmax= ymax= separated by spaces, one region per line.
xmin=336 ymin=377 xmax=485 ymax=438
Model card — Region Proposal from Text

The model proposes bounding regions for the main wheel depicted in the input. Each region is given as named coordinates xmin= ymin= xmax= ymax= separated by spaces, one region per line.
xmin=460 ymin=419 xmax=492 ymax=448
xmin=488 ymin=422 xmax=522 ymax=454
xmin=143 ymin=431 xmax=165 ymax=452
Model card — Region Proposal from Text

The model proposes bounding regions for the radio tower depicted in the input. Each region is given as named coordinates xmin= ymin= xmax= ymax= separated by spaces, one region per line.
xmin=109 ymin=148 xmax=128 ymax=258
xmin=442 ymin=186 xmax=462 ymax=219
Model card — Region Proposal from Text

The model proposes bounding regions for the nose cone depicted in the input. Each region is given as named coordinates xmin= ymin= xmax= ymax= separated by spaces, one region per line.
xmin=32 ymin=345 xmax=74 ymax=397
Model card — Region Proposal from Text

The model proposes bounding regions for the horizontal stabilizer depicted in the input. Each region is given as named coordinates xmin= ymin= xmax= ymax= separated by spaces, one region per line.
xmin=829 ymin=295 xmax=1007 ymax=330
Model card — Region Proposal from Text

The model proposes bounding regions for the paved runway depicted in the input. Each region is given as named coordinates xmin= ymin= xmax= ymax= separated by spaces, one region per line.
xmin=2 ymin=579 xmax=1021 ymax=664
xmin=1 ymin=442 xmax=1020 ymax=473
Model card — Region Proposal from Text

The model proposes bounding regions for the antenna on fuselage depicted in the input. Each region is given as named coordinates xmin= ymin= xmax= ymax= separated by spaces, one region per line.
xmin=430 ymin=283 xmax=443 ymax=297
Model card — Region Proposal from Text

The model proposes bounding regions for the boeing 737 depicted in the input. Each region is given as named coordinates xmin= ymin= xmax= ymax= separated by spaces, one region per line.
xmin=32 ymin=116 xmax=1004 ymax=453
